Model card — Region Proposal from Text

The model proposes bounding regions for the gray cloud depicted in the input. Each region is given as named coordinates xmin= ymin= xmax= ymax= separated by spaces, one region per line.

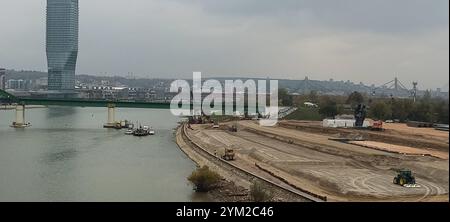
xmin=174 ymin=0 xmax=448 ymax=32
xmin=0 ymin=0 xmax=448 ymax=89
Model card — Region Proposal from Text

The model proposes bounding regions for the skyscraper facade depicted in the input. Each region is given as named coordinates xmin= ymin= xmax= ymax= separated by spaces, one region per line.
xmin=46 ymin=0 xmax=78 ymax=92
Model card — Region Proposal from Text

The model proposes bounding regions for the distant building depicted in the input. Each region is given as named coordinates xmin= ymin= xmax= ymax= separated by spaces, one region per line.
xmin=35 ymin=77 xmax=48 ymax=88
xmin=46 ymin=0 xmax=79 ymax=93
xmin=7 ymin=79 xmax=31 ymax=90
xmin=7 ymin=80 xmax=17 ymax=89
xmin=0 ymin=68 xmax=5 ymax=90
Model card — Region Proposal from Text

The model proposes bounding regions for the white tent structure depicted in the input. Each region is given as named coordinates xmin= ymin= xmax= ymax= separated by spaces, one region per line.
xmin=322 ymin=119 xmax=370 ymax=128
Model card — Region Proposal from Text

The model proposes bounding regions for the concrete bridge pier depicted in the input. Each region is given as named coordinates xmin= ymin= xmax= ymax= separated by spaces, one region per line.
xmin=10 ymin=105 xmax=31 ymax=128
xmin=103 ymin=103 xmax=117 ymax=128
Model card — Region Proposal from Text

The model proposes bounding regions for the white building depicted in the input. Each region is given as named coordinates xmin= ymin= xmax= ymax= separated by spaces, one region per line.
xmin=323 ymin=119 xmax=370 ymax=128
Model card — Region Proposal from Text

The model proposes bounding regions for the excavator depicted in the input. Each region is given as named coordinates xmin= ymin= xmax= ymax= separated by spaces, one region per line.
xmin=354 ymin=103 xmax=384 ymax=131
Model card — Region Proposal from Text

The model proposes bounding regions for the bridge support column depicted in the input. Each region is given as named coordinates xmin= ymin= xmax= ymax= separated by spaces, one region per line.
xmin=103 ymin=103 xmax=117 ymax=128
xmin=10 ymin=105 xmax=31 ymax=128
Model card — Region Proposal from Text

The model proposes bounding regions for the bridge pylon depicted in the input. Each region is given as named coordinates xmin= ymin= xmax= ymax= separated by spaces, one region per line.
xmin=103 ymin=103 xmax=117 ymax=128
xmin=10 ymin=104 xmax=31 ymax=128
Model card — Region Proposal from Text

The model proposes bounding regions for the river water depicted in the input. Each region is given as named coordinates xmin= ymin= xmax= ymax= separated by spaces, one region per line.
xmin=0 ymin=107 xmax=206 ymax=202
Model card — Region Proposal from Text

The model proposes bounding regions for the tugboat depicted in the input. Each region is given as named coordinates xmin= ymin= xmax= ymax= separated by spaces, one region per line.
xmin=133 ymin=125 xmax=150 ymax=137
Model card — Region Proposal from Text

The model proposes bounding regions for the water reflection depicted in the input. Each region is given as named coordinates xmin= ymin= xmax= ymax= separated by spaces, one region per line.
xmin=42 ymin=149 xmax=78 ymax=163
xmin=46 ymin=106 xmax=78 ymax=118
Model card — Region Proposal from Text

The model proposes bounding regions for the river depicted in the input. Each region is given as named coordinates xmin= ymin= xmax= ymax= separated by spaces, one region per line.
xmin=0 ymin=107 xmax=207 ymax=202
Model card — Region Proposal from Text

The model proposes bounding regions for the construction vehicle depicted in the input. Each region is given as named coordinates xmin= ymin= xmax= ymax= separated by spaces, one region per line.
xmin=393 ymin=169 xmax=416 ymax=187
xmin=222 ymin=148 xmax=235 ymax=161
xmin=230 ymin=123 xmax=238 ymax=132
xmin=371 ymin=120 xmax=384 ymax=131
xmin=212 ymin=120 xmax=220 ymax=129
xmin=354 ymin=104 xmax=367 ymax=128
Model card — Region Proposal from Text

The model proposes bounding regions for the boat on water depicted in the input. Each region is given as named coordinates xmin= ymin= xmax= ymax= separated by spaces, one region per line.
xmin=149 ymin=127 xmax=155 ymax=135
xmin=125 ymin=123 xmax=155 ymax=136
xmin=10 ymin=122 xmax=32 ymax=128
xmin=104 ymin=120 xmax=134 ymax=129
xmin=133 ymin=125 xmax=150 ymax=137
xmin=125 ymin=129 xmax=134 ymax=135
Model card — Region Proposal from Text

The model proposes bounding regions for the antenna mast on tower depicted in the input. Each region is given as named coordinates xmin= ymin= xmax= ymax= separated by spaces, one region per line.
xmin=412 ymin=82 xmax=418 ymax=103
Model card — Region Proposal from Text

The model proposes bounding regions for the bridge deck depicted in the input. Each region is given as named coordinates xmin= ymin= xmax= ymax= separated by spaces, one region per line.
xmin=0 ymin=89 xmax=172 ymax=109
xmin=18 ymin=98 xmax=172 ymax=109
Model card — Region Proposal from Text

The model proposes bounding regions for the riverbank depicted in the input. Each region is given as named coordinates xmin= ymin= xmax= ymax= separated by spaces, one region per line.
xmin=0 ymin=105 xmax=46 ymax=110
xmin=176 ymin=124 xmax=251 ymax=202
xmin=175 ymin=123 xmax=317 ymax=202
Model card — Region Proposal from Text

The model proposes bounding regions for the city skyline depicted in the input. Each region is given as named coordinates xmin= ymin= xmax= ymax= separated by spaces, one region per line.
xmin=0 ymin=0 xmax=448 ymax=89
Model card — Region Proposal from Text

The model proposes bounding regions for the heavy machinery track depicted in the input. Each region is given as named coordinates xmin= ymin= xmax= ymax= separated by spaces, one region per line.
xmin=180 ymin=124 xmax=324 ymax=202
xmin=416 ymin=180 xmax=447 ymax=202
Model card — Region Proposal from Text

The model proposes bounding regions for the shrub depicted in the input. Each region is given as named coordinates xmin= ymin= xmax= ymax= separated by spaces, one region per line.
xmin=250 ymin=181 xmax=273 ymax=202
xmin=188 ymin=166 xmax=221 ymax=192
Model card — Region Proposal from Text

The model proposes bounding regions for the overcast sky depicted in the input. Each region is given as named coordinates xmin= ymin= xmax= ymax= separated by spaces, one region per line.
xmin=0 ymin=0 xmax=448 ymax=89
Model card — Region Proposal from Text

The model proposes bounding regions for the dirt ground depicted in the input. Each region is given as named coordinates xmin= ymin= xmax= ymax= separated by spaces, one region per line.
xmin=383 ymin=123 xmax=449 ymax=143
xmin=278 ymin=120 xmax=449 ymax=152
xmin=349 ymin=141 xmax=449 ymax=160
xmin=184 ymin=120 xmax=449 ymax=202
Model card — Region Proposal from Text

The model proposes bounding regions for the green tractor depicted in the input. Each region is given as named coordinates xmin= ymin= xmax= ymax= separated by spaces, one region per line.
xmin=393 ymin=169 xmax=416 ymax=186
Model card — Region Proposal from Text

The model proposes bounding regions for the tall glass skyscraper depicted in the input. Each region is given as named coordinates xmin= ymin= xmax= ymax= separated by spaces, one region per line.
xmin=46 ymin=0 xmax=78 ymax=92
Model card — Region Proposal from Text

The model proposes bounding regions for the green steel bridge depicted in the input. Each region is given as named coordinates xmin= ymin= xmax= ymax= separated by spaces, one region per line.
xmin=1 ymin=88 xmax=259 ymax=128
xmin=0 ymin=89 xmax=175 ymax=128
xmin=0 ymin=89 xmax=171 ymax=109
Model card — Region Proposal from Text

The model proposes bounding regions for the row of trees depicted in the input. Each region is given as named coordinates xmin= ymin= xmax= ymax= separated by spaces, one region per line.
xmin=369 ymin=97 xmax=449 ymax=123
xmin=288 ymin=89 xmax=448 ymax=124
xmin=349 ymin=91 xmax=448 ymax=123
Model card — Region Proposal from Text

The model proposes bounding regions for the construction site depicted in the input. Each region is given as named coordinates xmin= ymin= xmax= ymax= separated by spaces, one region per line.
xmin=177 ymin=112 xmax=449 ymax=202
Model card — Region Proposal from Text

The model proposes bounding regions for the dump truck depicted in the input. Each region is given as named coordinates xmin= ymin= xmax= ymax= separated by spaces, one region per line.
xmin=222 ymin=148 xmax=235 ymax=161
xmin=393 ymin=169 xmax=416 ymax=187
